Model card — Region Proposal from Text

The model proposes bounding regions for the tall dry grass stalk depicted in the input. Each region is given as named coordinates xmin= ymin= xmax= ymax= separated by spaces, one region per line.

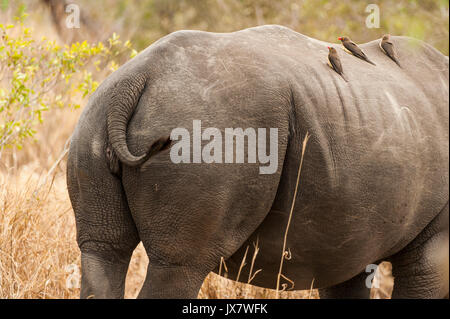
xmin=247 ymin=238 xmax=261 ymax=284
xmin=275 ymin=132 xmax=310 ymax=298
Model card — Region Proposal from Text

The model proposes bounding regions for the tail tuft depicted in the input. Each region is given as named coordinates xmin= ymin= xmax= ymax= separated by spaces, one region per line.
xmin=147 ymin=136 xmax=173 ymax=158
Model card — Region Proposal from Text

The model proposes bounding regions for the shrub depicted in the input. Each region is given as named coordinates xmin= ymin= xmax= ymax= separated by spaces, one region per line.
xmin=0 ymin=12 xmax=137 ymax=158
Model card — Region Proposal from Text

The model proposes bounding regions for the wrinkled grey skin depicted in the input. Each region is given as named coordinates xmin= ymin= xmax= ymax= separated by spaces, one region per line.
xmin=67 ymin=25 xmax=449 ymax=299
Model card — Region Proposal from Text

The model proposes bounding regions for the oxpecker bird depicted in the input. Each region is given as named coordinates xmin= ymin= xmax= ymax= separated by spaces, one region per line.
xmin=327 ymin=46 xmax=348 ymax=82
xmin=380 ymin=34 xmax=402 ymax=67
xmin=338 ymin=36 xmax=376 ymax=66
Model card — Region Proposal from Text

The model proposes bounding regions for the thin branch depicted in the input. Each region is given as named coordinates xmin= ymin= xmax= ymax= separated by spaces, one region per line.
xmin=309 ymin=278 xmax=315 ymax=299
xmin=218 ymin=256 xmax=228 ymax=278
xmin=236 ymin=245 xmax=249 ymax=282
xmin=247 ymin=237 xmax=260 ymax=284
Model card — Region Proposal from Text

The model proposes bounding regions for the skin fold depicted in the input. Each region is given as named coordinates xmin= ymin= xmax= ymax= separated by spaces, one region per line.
xmin=67 ymin=25 xmax=449 ymax=298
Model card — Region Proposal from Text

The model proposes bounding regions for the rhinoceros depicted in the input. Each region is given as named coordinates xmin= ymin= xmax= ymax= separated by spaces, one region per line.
xmin=67 ymin=25 xmax=449 ymax=298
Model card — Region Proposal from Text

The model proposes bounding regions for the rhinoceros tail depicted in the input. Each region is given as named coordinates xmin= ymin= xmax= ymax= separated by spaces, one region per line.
xmin=106 ymin=73 xmax=172 ymax=172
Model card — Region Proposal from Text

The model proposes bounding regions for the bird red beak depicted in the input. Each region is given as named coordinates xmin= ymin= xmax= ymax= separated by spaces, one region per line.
xmin=338 ymin=37 xmax=342 ymax=41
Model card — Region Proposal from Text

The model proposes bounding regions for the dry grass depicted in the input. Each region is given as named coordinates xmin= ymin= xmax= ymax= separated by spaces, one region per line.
xmin=0 ymin=164 xmax=320 ymax=299
xmin=124 ymin=244 xmax=319 ymax=299
xmin=0 ymin=166 xmax=79 ymax=298
xmin=0 ymin=164 xmax=321 ymax=299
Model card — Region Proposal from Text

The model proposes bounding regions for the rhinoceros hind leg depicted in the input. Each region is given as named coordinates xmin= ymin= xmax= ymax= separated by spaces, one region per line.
xmin=318 ymin=271 xmax=371 ymax=299
xmin=137 ymin=265 xmax=208 ymax=298
xmin=67 ymin=143 xmax=140 ymax=298
xmin=80 ymin=252 xmax=134 ymax=298
xmin=387 ymin=202 xmax=449 ymax=299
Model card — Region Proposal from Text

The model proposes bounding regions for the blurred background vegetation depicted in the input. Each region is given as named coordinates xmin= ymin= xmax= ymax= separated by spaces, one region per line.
xmin=2 ymin=0 xmax=449 ymax=54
